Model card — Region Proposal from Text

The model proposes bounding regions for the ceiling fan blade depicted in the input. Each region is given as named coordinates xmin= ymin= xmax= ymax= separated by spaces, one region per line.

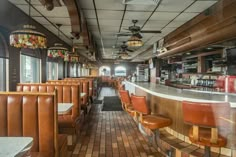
xmin=135 ymin=33 xmax=143 ymax=39
xmin=140 ymin=30 xmax=162 ymax=33
xmin=116 ymin=33 xmax=132 ymax=37
xmin=127 ymin=49 xmax=134 ymax=52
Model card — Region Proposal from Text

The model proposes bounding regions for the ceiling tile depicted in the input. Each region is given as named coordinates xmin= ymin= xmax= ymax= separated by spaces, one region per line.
xmin=157 ymin=0 xmax=195 ymax=12
xmin=47 ymin=17 xmax=71 ymax=26
xmin=165 ymin=21 xmax=186 ymax=28
xmin=150 ymin=12 xmax=179 ymax=21
xmin=126 ymin=5 xmax=156 ymax=11
xmin=33 ymin=17 xmax=51 ymax=25
xmin=86 ymin=19 xmax=98 ymax=26
xmin=161 ymin=27 xmax=177 ymax=35
xmin=100 ymin=26 xmax=119 ymax=32
xmin=16 ymin=4 xmax=41 ymax=16
xmin=144 ymin=20 xmax=169 ymax=27
xmin=34 ymin=6 xmax=69 ymax=17
xmin=31 ymin=0 xmax=42 ymax=5
xmin=79 ymin=0 xmax=94 ymax=9
xmin=99 ymin=19 xmax=122 ymax=27
xmin=95 ymin=0 xmax=125 ymax=10
xmin=124 ymin=11 xmax=152 ymax=20
xmin=97 ymin=10 xmax=123 ymax=20
xmin=88 ymin=25 xmax=99 ymax=31
xmin=83 ymin=10 xmax=96 ymax=19
xmin=184 ymin=1 xmax=217 ymax=13
xmin=8 ymin=0 xmax=27 ymax=5
xmin=174 ymin=12 xmax=199 ymax=21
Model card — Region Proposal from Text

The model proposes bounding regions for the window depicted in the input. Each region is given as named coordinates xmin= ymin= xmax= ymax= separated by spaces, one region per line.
xmin=70 ymin=63 xmax=77 ymax=77
xmin=20 ymin=54 xmax=41 ymax=83
xmin=77 ymin=64 xmax=81 ymax=77
xmin=0 ymin=58 xmax=8 ymax=91
xmin=99 ymin=66 xmax=111 ymax=76
xmin=115 ymin=66 xmax=126 ymax=76
xmin=47 ymin=62 xmax=58 ymax=80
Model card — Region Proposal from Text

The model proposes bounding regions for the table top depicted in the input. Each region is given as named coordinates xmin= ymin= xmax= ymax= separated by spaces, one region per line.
xmin=58 ymin=103 xmax=73 ymax=114
xmin=80 ymin=93 xmax=86 ymax=98
xmin=0 ymin=137 xmax=33 ymax=157
xmin=125 ymin=81 xmax=236 ymax=107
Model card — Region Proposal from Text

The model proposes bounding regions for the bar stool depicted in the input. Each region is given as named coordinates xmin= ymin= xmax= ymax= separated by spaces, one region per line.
xmin=130 ymin=94 xmax=172 ymax=148
xmin=119 ymin=90 xmax=135 ymax=117
xmin=182 ymin=101 xmax=230 ymax=157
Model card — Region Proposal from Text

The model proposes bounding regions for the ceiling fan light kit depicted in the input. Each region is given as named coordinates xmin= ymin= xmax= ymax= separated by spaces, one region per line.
xmin=127 ymin=35 xmax=143 ymax=47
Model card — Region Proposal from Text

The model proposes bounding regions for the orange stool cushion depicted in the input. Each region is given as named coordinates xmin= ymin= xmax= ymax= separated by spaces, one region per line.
xmin=189 ymin=127 xmax=227 ymax=147
xmin=142 ymin=115 xmax=171 ymax=130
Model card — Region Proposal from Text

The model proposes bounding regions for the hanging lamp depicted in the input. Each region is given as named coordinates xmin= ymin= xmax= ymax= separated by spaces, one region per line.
xmin=9 ymin=0 xmax=47 ymax=49
xmin=47 ymin=24 xmax=69 ymax=59
xmin=127 ymin=35 xmax=143 ymax=47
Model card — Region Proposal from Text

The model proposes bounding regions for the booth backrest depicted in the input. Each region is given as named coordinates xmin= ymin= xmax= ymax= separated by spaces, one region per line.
xmin=0 ymin=92 xmax=58 ymax=156
xmin=16 ymin=83 xmax=81 ymax=119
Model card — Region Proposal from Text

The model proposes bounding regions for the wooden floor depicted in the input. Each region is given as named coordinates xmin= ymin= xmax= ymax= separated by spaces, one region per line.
xmin=71 ymin=87 xmax=164 ymax=157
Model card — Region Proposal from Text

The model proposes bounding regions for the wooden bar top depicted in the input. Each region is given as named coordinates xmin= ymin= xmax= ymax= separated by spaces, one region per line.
xmin=125 ymin=81 xmax=236 ymax=107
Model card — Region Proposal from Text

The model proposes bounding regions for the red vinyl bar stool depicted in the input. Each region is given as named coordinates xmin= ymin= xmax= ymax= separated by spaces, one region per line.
xmin=130 ymin=94 xmax=172 ymax=149
xmin=182 ymin=101 xmax=230 ymax=157
xmin=119 ymin=90 xmax=135 ymax=117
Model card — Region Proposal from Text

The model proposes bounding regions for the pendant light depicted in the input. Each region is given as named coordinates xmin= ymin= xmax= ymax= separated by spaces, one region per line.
xmin=47 ymin=24 xmax=69 ymax=58
xmin=9 ymin=0 xmax=47 ymax=49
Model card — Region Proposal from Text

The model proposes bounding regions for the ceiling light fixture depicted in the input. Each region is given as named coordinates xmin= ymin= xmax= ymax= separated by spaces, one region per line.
xmin=127 ymin=35 xmax=143 ymax=47
xmin=9 ymin=0 xmax=47 ymax=49
xmin=47 ymin=24 xmax=69 ymax=59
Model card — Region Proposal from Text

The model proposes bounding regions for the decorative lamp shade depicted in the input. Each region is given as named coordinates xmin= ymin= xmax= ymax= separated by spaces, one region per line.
xmin=70 ymin=56 xmax=79 ymax=63
xmin=64 ymin=53 xmax=70 ymax=62
xmin=48 ymin=43 xmax=68 ymax=58
xmin=10 ymin=25 xmax=47 ymax=49
xmin=127 ymin=35 xmax=143 ymax=47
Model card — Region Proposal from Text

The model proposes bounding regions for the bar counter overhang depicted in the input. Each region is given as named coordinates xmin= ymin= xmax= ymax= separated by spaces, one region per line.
xmin=125 ymin=81 xmax=236 ymax=153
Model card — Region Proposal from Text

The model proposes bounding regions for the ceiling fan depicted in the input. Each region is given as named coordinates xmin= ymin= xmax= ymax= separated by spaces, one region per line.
xmin=113 ymin=42 xmax=132 ymax=59
xmin=116 ymin=20 xmax=162 ymax=39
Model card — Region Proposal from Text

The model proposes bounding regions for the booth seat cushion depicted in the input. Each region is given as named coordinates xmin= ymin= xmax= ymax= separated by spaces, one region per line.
xmin=142 ymin=115 xmax=172 ymax=130
xmin=58 ymin=115 xmax=79 ymax=128
xmin=189 ymin=127 xmax=227 ymax=147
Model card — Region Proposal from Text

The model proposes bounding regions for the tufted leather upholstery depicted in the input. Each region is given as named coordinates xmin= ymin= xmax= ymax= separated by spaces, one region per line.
xmin=47 ymin=80 xmax=92 ymax=114
xmin=131 ymin=94 xmax=172 ymax=130
xmin=0 ymin=92 xmax=66 ymax=156
xmin=16 ymin=83 xmax=81 ymax=128
xmin=182 ymin=101 xmax=229 ymax=148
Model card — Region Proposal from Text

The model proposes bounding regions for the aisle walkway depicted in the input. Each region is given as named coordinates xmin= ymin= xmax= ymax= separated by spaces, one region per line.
xmin=71 ymin=87 xmax=163 ymax=157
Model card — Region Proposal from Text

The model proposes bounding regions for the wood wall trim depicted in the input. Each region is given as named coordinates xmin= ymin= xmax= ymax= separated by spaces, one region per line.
xmin=158 ymin=0 xmax=236 ymax=58
xmin=63 ymin=0 xmax=82 ymax=39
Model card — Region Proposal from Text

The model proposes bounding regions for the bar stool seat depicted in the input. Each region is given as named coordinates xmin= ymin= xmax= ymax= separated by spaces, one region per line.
xmin=189 ymin=127 xmax=227 ymax=147
xmin=182 ymin=101 xmax=230 ymax=157
xmin=142 ymin=115 xmax=172 ymax=130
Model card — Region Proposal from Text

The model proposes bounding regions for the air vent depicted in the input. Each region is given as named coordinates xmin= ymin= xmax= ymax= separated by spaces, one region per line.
xmin=123 ymin=0 xmax=160 ymax=5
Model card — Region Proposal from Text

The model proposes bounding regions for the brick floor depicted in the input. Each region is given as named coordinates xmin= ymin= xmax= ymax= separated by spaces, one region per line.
xmin=71 ymin=87 xmax=164 ymax=157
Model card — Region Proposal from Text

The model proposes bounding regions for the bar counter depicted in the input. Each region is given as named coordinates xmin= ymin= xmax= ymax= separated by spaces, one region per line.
xmin=125 ymin=81 xmax=236 ymax=107
xmin=125 ymin=81 xmax=236 ymax=153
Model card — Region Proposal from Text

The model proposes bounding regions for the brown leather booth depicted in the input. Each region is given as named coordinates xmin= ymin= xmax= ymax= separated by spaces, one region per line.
xmin=47 ymin=80 xmax=92 ymax=114
xmin=16 ymin=83 xmax=83 ymax=150
xmin=0 ymin=92 xmax=67 ymax=157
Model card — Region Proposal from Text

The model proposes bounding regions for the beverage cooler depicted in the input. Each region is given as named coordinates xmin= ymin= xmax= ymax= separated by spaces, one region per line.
xmin=136 ymin=64 xmax=149 ymax=82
